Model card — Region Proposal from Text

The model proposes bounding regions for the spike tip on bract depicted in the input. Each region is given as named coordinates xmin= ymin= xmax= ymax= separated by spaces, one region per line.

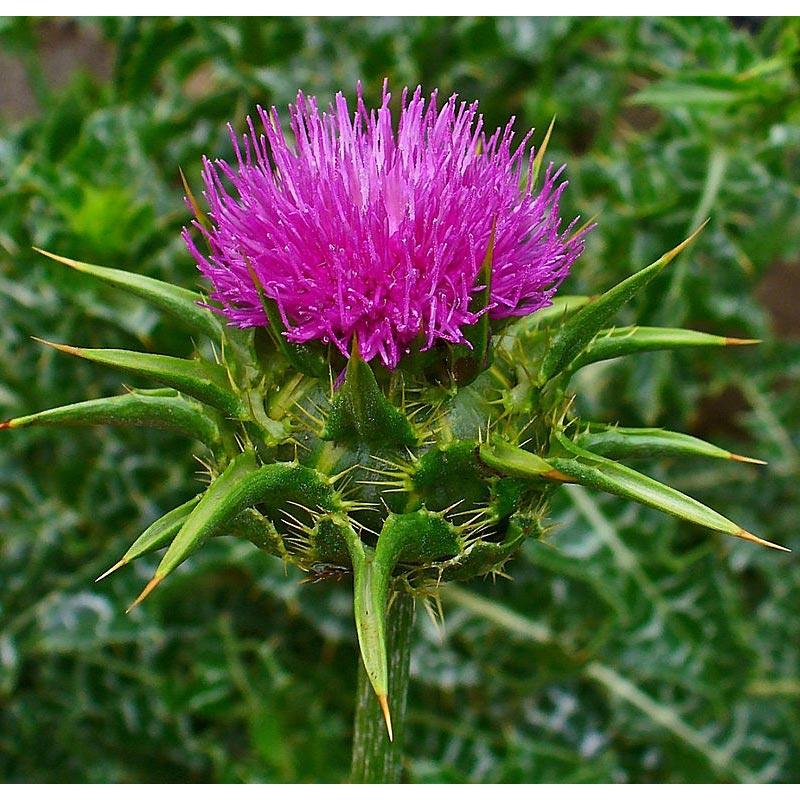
xmin=95 ymin=559 xmax=127 ymax=583
xmin=378 ymin=695 xmax=394 ymax=742
xmin=729 ymin=453 xmax=768 ymax=466
xmin=126 ymin=576 xmax=163 ymax=613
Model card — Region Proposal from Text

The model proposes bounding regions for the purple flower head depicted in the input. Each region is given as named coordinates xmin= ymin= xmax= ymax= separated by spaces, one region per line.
xmin=184 ymin=83 xmax=587 ymax=369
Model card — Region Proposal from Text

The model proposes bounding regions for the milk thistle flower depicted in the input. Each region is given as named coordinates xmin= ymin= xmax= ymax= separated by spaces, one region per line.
xmin=9 ymin=82 xmax=786 ymax=782
xmin=184 ymin=83 xmax=585 ymax=368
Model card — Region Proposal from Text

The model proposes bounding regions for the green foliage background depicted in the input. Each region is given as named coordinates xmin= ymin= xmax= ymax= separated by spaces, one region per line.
xmin=1 ymin=17 xmax=799 ymax=783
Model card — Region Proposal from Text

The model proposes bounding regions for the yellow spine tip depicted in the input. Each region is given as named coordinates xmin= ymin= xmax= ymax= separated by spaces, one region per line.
xmin=126 ymin=575 xmax=163 ymax=613
xmin=666 ymin=220 xmax=709 ymax=260
xmin=95 ymin=558 xmax=128 ymax=583
xmin=377 ymin=694 xmax=394 ymax=742
xmin=31 ymin=247 xmax=81 ymax=270
xmin=736 ymin=528 xmax=791 ymax=553
xmin=31 ymin=337 xmax=81 ymax=356
xmin=725 ymin=337 xmax=761 ymax=346
xmin=729 ymin=453 xmax=768 ymax=466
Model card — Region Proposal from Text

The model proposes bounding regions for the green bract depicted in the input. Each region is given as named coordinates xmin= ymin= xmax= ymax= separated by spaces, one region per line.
xmin=6 ymin=231 xmax=787 ymax=740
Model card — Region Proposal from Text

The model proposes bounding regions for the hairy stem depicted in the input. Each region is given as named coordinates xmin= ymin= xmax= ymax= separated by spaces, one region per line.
xmin=350 ymin=591 xmax=415 ymax=783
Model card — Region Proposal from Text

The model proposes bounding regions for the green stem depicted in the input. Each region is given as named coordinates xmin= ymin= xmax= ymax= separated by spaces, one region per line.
xmin=350 ymin=591 xmax=415 ymax=783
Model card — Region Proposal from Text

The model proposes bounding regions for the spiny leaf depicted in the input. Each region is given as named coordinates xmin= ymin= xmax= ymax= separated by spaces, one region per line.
xmin=478 ymin=437 xmax=572 ymax=482
xmin=100 ymin=502 xmax=289 ymax=584
xmin=336 ymin=516 xmax=396 ymax=738
xmin=338 ymin=519 xmax=389 ymax=726
xmin=548 ymin=435 xmax=788 ymax=551
xmin=96 ymin=494 xmax=202 ymax=581
xmin=322 ymin=336 xmax=417 ymax=448
xmin=451 ymin=221 xmax=495 ymax=386
xmin=530 ymin=295 xmax=593 ymax=325
xmin=567 ymin=326 xmax=759 ymax=373
xmin=344 ymin=509 xmax=463 ymax=739
xmin=33 ymin=248 xmax=222 ymax=339
xmin=36 ymin=339 xmax=243 ymax=418
xmin=129 ymin=451 xmax=338 ymax=608
xmin=1 ymin=388 xmax=220 ymax=443
xmin=128 ymin=449 xmax=258 ymax=607
xmin=538 ymin=223 xmax=707 ymax=383
xmin=497 ymin=296 xmax=592 ymax=351
xmin=574 ymin=423 xmax=767 ymax=464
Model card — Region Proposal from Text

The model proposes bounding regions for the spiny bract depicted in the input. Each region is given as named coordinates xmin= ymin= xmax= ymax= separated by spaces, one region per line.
xmin=8 ymin=85 xmax=787 ymax=740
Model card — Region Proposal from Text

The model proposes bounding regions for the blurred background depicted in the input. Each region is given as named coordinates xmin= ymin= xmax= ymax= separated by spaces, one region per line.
xmin=0 ymin=17 xmax=798 ymax=783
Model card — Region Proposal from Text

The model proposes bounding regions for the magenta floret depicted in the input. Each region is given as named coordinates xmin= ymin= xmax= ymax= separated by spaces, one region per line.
xmin=184 ymin=83 xmax=587 ymax=368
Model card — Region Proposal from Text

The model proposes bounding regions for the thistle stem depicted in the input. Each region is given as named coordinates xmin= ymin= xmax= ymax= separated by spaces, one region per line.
xmin=350 ymin=591 xmax=415 ymax=783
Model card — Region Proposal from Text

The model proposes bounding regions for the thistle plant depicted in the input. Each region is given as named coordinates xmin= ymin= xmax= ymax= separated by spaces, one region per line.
xmin=5 ymin=83 xmax=788 ymax=782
